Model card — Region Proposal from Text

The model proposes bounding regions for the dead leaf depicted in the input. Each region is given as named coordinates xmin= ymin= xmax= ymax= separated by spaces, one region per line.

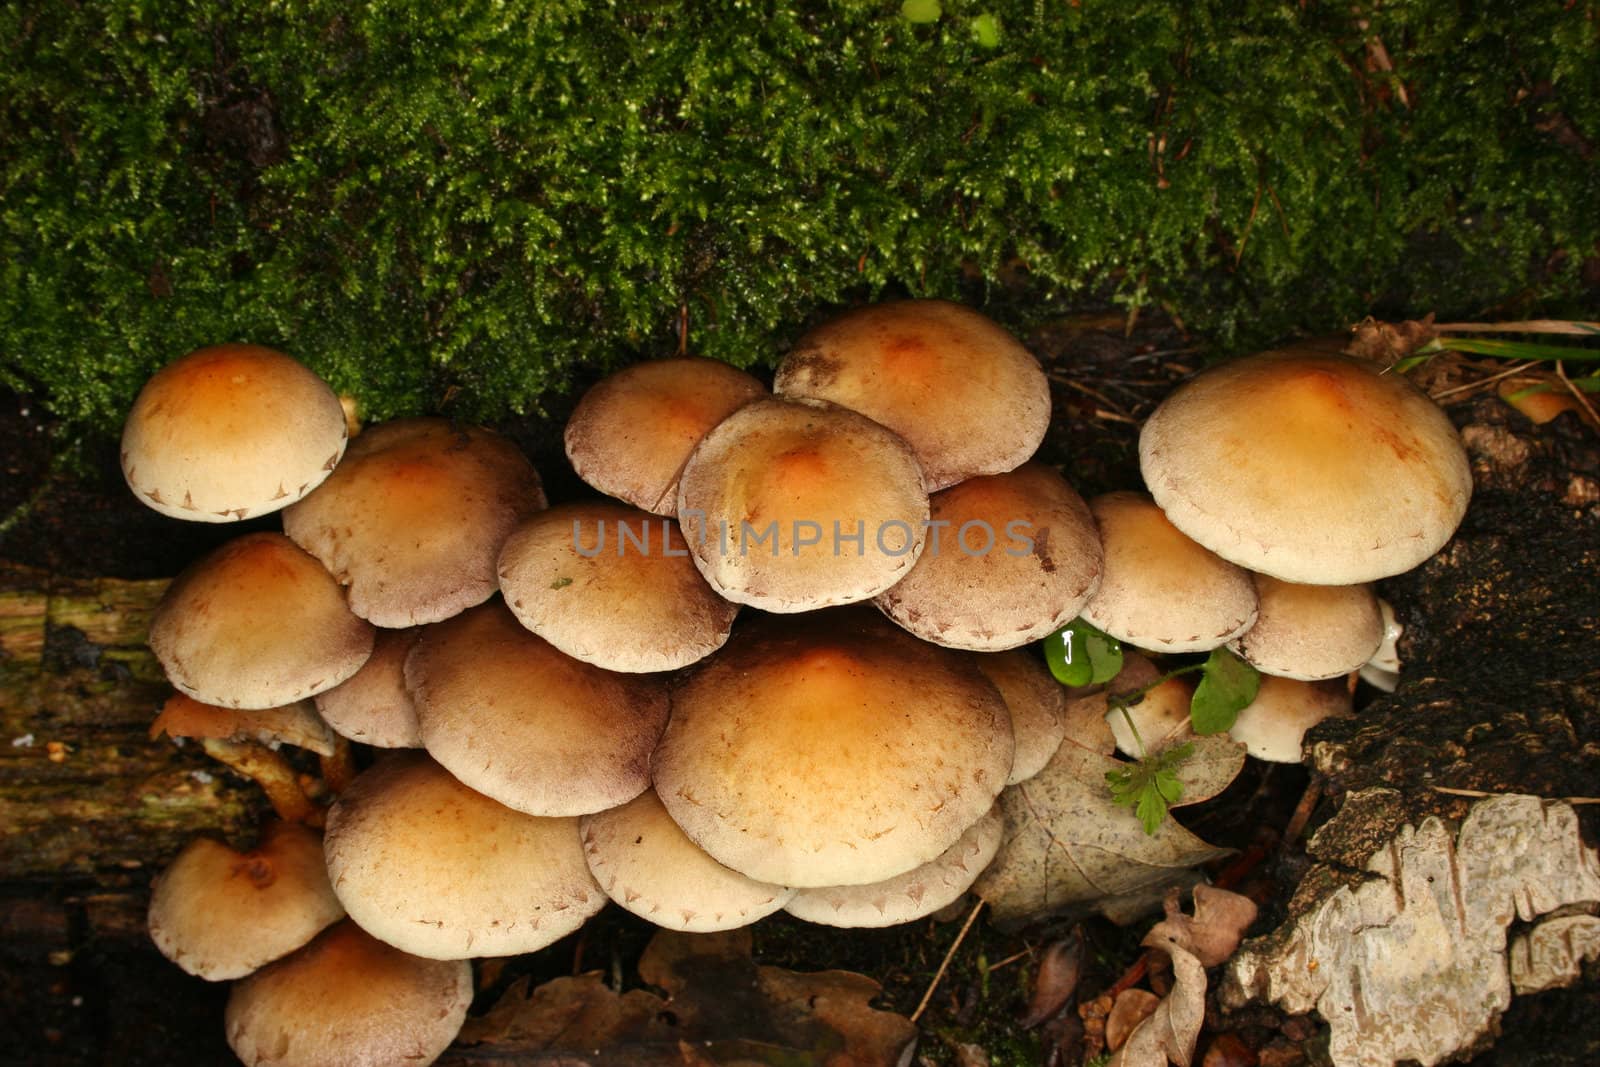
xmin=1155 ymin=885 xmax=1258 ymax=968
xmin=1108 ymin=926 xmax=1207 ymax=1067
xmin=973 ymin=741 xmax=1238 ymax=926
xmin=448 ymin=928 xmax=917 ymax=1066
xmin=1346 ymin=315 xmax=1437 ymax=365
xmin=1105 ymin=988 xmax=1160 ymax=1050
xmin=1019 ymin=928 xmax=1085 ymax=1028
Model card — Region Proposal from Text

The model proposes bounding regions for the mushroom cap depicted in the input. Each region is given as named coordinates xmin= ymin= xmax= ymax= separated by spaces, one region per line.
xmin=876 ymin=462 xmax=1102 ymax=651
xmin=774 ymin=300 xmax=1050 ymax=490
xmin=1229 ymin=575 xmax=1385 ymax=681
xmin=499 ymin=502 xmax=738 ymax=673
xmin=784 ymin=805 xmax=1003 ymax=928
xmin=1080 ymin=492 xmax=1259 ymax=653
xmin=323 ymin=753 xmax=605 ymax=959
xmin=653 ymin=608 xmax=1014 ymax=888
xmin=150 ymin=692 xmax=338 ymax=756
xmin=148 ymin=821 xmax=344 ymax=981
xmin=406 ymin=601 xmax=669 ymax=817
xmin=580 ymin=788 xmax=795 ymax=933
xmin=1140 ymin=350 xmax=1472 ymax=584
xmin=565 ymin=357 xmax=767 ymax=514
xmin=1227 ymin=676 xmax=1353 ymax=763
xmin=312 ymin=627 xmax=424 ymax=748
xmin=283 ymin=417 xmax=547 ymax=627
xmin=972 ymin=649 xmax=1067 ymax=784
xmin=225 ymin=920 xmax=472 ymax=1067
xmin=121 ymin=344 xmax=347 ymax=522
xmin=1061 ymin=651 xmax=1163 ymax=757
xmin=1105 ymin=676 xmax=1196 ymax=761
xmin=675 ymin=396 xmax=930 ymax=612
xmin=148 ymin=532 xmax=375 ymax=710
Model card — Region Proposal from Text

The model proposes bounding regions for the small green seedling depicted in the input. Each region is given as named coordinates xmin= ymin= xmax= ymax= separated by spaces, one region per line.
xmin=1106 ymin=741 xmax=1194 ymax=836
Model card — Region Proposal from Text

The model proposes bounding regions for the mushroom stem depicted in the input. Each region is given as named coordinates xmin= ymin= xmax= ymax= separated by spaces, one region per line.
xmin=200 ymin=738 xmax=323 ymax=827
xmin=318 ymin=735 xmax=357 ymax=795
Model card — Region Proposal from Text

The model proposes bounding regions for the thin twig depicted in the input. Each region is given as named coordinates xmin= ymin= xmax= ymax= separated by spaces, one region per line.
xmin=1429 ymin=360 xmax=1537 ymax=401
xmin=911 ymin=897 xmax=985 ymax=1024
xmin=1048 ymin=373 xmax=1136 ymax=422
xmin=1282 ymin=778 xmax=1323 ymax=846
xmin=1556 ymin=360 xmax=1600 ymax=430
xmin=1433 ymin=320 xmax=1600 ymax=336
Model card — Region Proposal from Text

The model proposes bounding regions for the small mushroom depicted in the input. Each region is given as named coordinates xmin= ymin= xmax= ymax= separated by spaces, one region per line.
xmin=1105 ymin=675 xmax=1196 ymax=761
xmin=1227 ymin=676 xmax=1353 ymax=762
xmin=225 ymin=920 xmax=472 ymax=1067
xmin=973 ymin=648 xmax=1067 ymax=784
xmin=1228 ymin=575 xmax=1385 ymax=681
xmin=148 ymin=821 xmax=344 ymax=981
xmin=121 ymin=344 xmax=347 ymax=522
xmin=1359 ymin=597 xmax=1404 ymax=692
xmin=312 ymin=626 xmax=424 ymax=748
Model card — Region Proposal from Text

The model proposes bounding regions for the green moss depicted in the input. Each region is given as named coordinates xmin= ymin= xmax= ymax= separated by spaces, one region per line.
xmin=3 ymin=2 xmax=1597 ymax=433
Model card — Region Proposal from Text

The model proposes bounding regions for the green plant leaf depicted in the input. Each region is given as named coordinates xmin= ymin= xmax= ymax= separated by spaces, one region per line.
xmin=1105 ymin=741 xmax=1195 ymax=836
xmin=971 ymin=13 xmax=1001 ymax=48
xmin=901 ymin=0 xmax=942 ymax=24
xmin=1190 ymin=648 xmax=1260 ymax=735
xmin=1044 ymin=619 xmax=1123 ymax=688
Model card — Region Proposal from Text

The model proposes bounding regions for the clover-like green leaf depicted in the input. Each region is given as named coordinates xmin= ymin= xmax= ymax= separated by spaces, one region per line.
xmin=1044 ymin=619 xmax=1123 ymax=688
xmin=1189 ymin=648 xmax=1260 ymax=735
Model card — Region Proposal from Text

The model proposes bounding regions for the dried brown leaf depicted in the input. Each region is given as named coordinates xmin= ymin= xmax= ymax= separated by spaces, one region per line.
xmin=1108 ymin=930 xmax=1207 ymax=1067
xmin=1019 ymin=928 xmax=1085 ymax=1028
xmin=1105 ymin=988 xmax=1160 ymax=1051
xmin=1154 ymin=885 xmax=1258 ymax=968
xmin=973 ymin=744 xmax=1234 ymax=926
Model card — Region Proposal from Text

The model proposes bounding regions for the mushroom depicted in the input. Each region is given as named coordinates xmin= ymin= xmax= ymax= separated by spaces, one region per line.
xmin=405 ymin=601 xmax=669 ymax=817
xmin=121 ymin=344 xmax=347 ymax=522
xmin=784 ymin=805 xmax=1003 ymax=928
xmin=1105 ymin=675 xmax=1196 ymax=761
xmin=564 ymin=356 xmax=767 ymax=514
xmin=1228 ymin=575 xmax=1385 ymax=680
xmin=972 ymin=648 xmax=1067 ymax=784
xmin=282 ymin=417 xmax=547 ymax=627
xmin=580 ymin=788 xmax=795 ymax=932
xmin=1227 ymin=675 xmax=1353 ymax=762
xmin=323 ymin=753 xmax=605 ymax=960
xmin=225 ymin=920 xmax=472 ymax=1067
xmin=147 ymin=532 xmax=375 ymax=710
xmin=1079 ymin=492 xmax=1259 ymax=653
xmin=675 ymin=396 xmax=930 ymax=612
xmin=498 ymin=501 xmax=738 ymax=672
xmin=774 ymin=299 xmax=1051 ymax=490
xmin=312 ymin=627 xmax=424 ymax=748
xmin=1140 ymin=349 xmax=1472 ymax=583
xmin=1061 ymin=651 xmax=1163 ymax=756
xmin=1359 ymin=597 xmax=1404 ymax=692
xmin=652 ymin=608 xmax=1013 ymax=888
xmin=875 ymin=462 xmax=1103 ymax=651
xmin=148 ymin=821 xmax=344 ymax=981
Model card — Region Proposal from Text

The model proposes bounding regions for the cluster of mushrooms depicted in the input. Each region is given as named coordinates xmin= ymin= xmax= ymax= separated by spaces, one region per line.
xmin=128 ymin=301 xmax=1469 ymax=1065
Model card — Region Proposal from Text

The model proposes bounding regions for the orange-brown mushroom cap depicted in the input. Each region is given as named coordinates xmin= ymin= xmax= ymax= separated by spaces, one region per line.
xmin=775 ymin=300 xmax=1051 ymax=490
xmin=675 ymin=396 xmax=930 ymax=612
xmin=312 ymin=627 xmax=424 ymax=747
xmin=121 ymin=344 xmax=347 ymax=522
xmin=323 ymin=754 xmax=605 ymax=959
xmin=876 ymin=463 xmax=1102 ymax=651
xmin=564 ymin=357 xmax=767 ymax=514
xmin=225 ymin=920 xmax=472 ymax=1067
xmin=283 ymin=418 xmax=547 ymax=627
xmin=1140 ymin=350 xmax=1472 ymax=584
xmin=1228 ymin=575 xmax=1384 ymax=681
xmin=653 ymin=608 xmax=1014 ymax=888
xmin=499 ymin=502 xmax=738 ymax=673
xmin=148 ymin=821 xmax=344 ymax=981
xmin=406 ymin=601 xmax=670 ymax=817
xmin=148 ymin=532 xmax=375 ymax=710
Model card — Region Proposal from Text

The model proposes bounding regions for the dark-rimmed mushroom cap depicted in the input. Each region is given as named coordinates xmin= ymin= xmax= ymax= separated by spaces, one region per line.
xmin=323 ymin=754 xmax=605 ymax=959
xmin=499 ymin=502 xmax=738 ymax=672
xmin=653 ymin=608 xmax=1013 ymax=888
xmin=1140 ymin=350 xmax=1472 ymax=583
xmin=580 ymin=788 xmax=795 ymax=932
xmin=775 ymin=300 xmax=1050 ymax=490
xmin=225 ymin=920 xmax=472 ymax=1067
xmin=406 ymin=601 xmax=669 ymax=816
xmin=565 ymin=357 xmax=767 ymax=514
xmin=283 ymin=417 xmax=546 ymax=627
xmin=876 ymin=462 xmax=1102 ymax=651
xmin=148 ymin=821 xmax=344 ymax=981
xmin=675 ymin=396 xmax=929 ymax=612
xmin=784 ymin=805 xmax=1003 ymax=928
xmin=1229 ymin=575 xmax=1384 ymax=681
xmin=312 ymin=627 xmax=424 ymax=747
xmin=148 ymin=532 xmax=375 ymax=709
xmin=121 ymin=344 xmax=347 ymax=522
xmin=1080 ymin=492 xmax=1258 ymax=653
